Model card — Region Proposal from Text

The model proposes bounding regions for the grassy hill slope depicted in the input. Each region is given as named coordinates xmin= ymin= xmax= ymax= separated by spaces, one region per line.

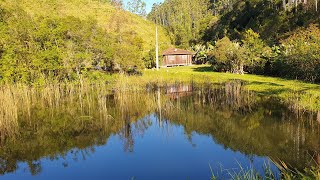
xmin=1 ymin=0 xmax=171 ymax=54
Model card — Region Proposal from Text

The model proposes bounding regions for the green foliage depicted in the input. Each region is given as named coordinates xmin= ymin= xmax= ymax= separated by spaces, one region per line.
xmin=0 ymin=9 xmax=112 ymax=82
xmin=272 ymin=24 xmax=320 ymax=82
xmin=0 ymin=0 xmax=171 ymax=83
xmin=242 ymin=29 xmax=271 ymax=74
xmin=143 ymin=48 xmax=156 ymax=69
xmin=113 ymin=31 xmax=145 ymax=73
xmin=210 ymin=37 xmax=245 ymax=74
xmin=203 ymin=0 xmax=320 ymax=43
xmin=148 ymin=0 xmax=212 ymax=48
xmin=209 ymin=25 xmax=320 ymax=83
xmin=148 ymin=0 xmax=319 ymax=82
xmin=191 ymin=43 xmax=214 ymax=64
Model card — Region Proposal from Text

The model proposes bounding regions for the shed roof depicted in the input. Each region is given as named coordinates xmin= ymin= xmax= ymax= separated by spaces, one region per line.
xmin=162 ymin=48 xmax=195 ymax=55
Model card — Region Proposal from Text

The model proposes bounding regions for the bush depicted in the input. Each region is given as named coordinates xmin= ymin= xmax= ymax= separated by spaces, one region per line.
xmin=209 ymin=37 xmax=245 ymax=74
xmin=273 ymin=24 xmax=320 ymax=82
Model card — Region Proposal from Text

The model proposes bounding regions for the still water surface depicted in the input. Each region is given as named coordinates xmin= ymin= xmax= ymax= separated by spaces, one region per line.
xmin=1 ymin=82 xmax=319 ymax=179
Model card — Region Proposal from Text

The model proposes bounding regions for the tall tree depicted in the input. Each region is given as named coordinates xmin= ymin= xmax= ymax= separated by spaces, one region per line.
xmin=126 ymin=0 xmax=147 ymax=17
xmin=148 ymin=0 xmax=212 ymax=47
xmin=111 ymin=0 xmax=123 ymax=9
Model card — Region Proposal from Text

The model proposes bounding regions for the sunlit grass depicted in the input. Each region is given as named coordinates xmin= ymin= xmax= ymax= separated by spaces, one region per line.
xmin=7 ymin=0 xmax=170 ymax=54
xmin=130 ymin=65 xmax=320 ymax=112
xmin=210 ymin=160 xmax=320 ymax=180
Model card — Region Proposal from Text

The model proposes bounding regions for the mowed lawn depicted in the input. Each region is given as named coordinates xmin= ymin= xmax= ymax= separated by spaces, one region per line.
xmin=126 ymin=65 xmax=320 ymax=111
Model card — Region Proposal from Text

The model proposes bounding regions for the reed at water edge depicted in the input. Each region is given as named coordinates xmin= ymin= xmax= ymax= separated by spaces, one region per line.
xmin=0 ymin=82 xmax=116 ymax=141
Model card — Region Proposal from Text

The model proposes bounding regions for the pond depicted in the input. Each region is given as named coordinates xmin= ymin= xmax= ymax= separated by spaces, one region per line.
xmin=0 ymin=82 xmax=319 ymax=179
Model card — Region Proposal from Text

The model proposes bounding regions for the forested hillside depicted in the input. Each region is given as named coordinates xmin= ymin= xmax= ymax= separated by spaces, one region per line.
xmin=148 ymin=0 xmax=213 ymax=48
xmin=0 ymin=0 xmax=170 ymax=83
xmin=148 ymin=0 xmax=320 ymax=82
xmin=0 ymin=0 xmax=319 ymax=83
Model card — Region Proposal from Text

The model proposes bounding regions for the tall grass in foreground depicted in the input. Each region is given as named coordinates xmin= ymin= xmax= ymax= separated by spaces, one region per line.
xmin=211 ymin=161 xmax=320 ymax=180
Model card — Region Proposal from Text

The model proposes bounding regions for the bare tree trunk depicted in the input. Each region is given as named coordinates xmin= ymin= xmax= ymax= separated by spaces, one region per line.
xmin=316 ymin=0 xmax=318 ymax=11
xmin=283 ymin=0 xmax=287 ymax=10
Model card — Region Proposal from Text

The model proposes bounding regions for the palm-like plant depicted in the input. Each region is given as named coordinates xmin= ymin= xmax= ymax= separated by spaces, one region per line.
xmin=192 ymin=43 xmax=213 ymax=64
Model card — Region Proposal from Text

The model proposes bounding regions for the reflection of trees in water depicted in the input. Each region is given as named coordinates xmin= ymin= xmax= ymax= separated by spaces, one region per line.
xmin=114 ymin=91 xmax=154 ymax=152
xmin=0 ymin=87 xmax=156 ymax=175
xmin=120 ymin=113 xmax=135 ymax=152
xmin=161 ymin=82 xmax=320 ymax=170
xmin=119 ymin=116 xmax=152 ymax=153
xmin=0 ymin=82 xmax=319 ymax=175
xmin=198 ymin=81 xmax=256 ymax=112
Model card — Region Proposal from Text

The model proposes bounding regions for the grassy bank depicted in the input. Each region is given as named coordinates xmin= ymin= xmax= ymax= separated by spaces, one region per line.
xmin=125 ymin=65 xmax=320 ymax=112
xmin=210 ymin=161 xmax=320 ymax=180
xmin=18 ymin=64 xmax=317 ymax=112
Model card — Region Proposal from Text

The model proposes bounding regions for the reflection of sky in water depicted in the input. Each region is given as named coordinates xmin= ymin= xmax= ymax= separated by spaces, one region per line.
xmin=3 ymin=114 xmax=279 ymax=180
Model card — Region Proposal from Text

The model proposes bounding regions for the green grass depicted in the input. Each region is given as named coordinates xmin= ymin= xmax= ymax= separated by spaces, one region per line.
xmin=2 ymin=64 xmax=319 ymax=112
xmin=210 ymin=160 xmax=320 ymax=180
xmin=1 ymin=0 xmax=171 ymax=54
xmin=120 ymin=65 xmax=320 ymax=112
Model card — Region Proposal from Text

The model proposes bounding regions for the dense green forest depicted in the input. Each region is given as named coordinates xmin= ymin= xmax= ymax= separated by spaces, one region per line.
xmin=0 ymin=0 xmax=170 ymax=83
xmin=0 ymin=0 xmax=319 ymax=83
xmin=148 ymin=0 xmax=320 ymax=82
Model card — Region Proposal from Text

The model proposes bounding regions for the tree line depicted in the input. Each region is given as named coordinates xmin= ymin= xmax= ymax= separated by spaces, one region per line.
xmin=103 ymin=0 xmax=147 ymax=17
xmin=148 ymin=0 xmax=320 ymax=82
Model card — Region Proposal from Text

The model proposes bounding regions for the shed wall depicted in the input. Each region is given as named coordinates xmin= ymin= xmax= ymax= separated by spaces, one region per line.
xmin=162 ymin=55 xmax=192 ymax=67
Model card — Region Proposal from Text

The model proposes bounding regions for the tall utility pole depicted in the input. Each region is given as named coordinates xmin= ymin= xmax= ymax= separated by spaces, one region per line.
xmin=156 ymin=26 xmax=159 ymax=70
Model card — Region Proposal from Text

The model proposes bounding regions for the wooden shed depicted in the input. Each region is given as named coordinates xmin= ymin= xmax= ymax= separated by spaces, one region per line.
xmin=162 ymin=48 xmax=194 ymax=67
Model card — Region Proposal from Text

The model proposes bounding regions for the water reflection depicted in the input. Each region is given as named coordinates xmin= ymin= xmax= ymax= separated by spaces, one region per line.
xmin=0 ymin=82 xmax=319 ymax=179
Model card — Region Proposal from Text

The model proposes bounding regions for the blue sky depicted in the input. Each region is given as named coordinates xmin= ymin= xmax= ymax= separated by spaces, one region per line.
xmin=123 ymin=0 xmax=164 ymax=13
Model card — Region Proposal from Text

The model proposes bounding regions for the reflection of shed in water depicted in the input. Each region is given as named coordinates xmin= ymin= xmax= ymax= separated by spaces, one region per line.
xmin=165 ymin=84 xmax=193 ymax=99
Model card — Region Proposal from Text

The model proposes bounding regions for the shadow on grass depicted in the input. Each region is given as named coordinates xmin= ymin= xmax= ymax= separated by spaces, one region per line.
xmin=246 ymin=81 xmax=285 ymax=87
xmin=255 ymin=88 xmax=293 ymax=96
xmin=191 ymin=66 xmax=212 ymax=72
xmin=226 ymin=79 xmax=291 ymax=95
xmin=189 ymin=65 xmax=320 ymax=96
